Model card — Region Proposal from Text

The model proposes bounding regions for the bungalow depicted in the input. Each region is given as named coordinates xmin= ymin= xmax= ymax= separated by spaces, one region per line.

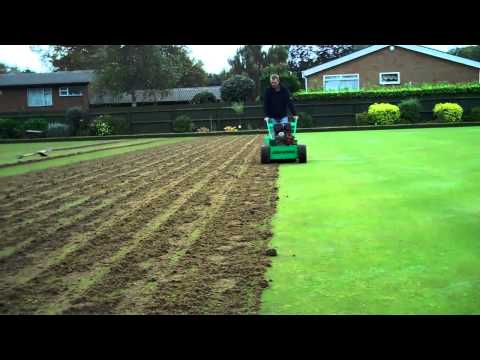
xmin=301 ymin=45 xmax=480 ymax=91
xmin=0 ymin=70 xmax=222 ymax=114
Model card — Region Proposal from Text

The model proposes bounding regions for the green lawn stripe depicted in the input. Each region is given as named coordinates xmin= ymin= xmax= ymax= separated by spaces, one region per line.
xmin=261 ymin=127 xmax=480 ymax=315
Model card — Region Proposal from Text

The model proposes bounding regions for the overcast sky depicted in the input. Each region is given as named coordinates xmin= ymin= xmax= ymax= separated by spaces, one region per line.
xmin=0 ymin=45 xmax=469 ymax=74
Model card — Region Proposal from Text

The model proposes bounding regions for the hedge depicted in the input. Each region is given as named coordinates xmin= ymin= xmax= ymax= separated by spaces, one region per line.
xmin=294 ymin=82 xmax=480 ymax=101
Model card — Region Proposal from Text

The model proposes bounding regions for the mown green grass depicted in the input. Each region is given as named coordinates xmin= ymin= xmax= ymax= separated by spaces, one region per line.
xmin=261 ymin=127 xmax=480 ymax=314
xmin=0 ymin=138 xmax=191 ymax=177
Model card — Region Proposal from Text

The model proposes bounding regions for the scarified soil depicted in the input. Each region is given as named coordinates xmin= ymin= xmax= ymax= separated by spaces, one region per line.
xmin=0 ymin=135 xmax=279 ymax=314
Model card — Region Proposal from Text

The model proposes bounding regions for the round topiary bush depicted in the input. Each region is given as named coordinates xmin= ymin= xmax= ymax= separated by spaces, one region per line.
xmin=433 ymin=103 xmax=463 ymax=123
xmin=191 ymin=91 xmax=217 ymax=105
xmin=173 ymin=115 xmax=193 ymax=133
xmin=368 ymin=103 xmax=401 ymax=125
xmin=221 ymin=75 xmax=255 ymax=102
xmin=399 ymin=98 xmax=423 ymax=123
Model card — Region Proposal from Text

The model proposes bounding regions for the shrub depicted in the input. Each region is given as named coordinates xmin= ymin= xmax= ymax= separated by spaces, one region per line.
xmin=433 ymin=103 xmax=463 ymax=123
xmin=355 ymin=112 xmax=371 ymax=126
xmin=66 ymin=106 xmax=85 ymax=135
xmin=221 ymin=75 xmax=255 ymax=102
xmin=464 ymin=106 xmax=480 ymax=122
xmin=0 ymin=118 xmax=23 ymax=138
xmin=191 ymin=91 xmax=217 ymax=105
xmin=23 ymin=118 xmax=49 ymax=132
xmin=231 ymin=101 xmax=245 ymax=115
xmin=173 ymin=115 xmax=193 ymax=133
xmin=224 ymin=126 xmax=239 ymax=132
xmin=110 ymin=116 xmax=130 ymax=135
xmin=294 ymin=82 xmax=480 ymax=101
xmin=368 ymin=103 xmax=401 ymax=125
xmin=398 ymin=98 xmax=423 ymax=123
xmin=46 ymin=122 xmax=72 ymax=137
xmin=196 ymin=127 xmax=210 ymax=133
xmin=92 ymin=115 xmax=114 ymax=136
xmin=297 ymin=112 xmax=314 ymax=128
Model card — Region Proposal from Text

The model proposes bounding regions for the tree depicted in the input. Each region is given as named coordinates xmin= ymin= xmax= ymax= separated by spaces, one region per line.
xmin=38 ymin=45 xmax=107 ymax=71
xmin=220 ymin=75 xmax=255 ymax=102
xmin=93 ymin=45 xmax=182 ymax=107
xmin=178 ymin=59 xmax=208 ymax=87
xmin=207 ymin=70 xmax=229 ymax=86
xmin=448 ymin=45 xmax=480 ymax=62
xmin=228 ymin=45 xmax=290 ymax=98
xmin=0 ymin=62 xmax=34 ymax=74
xmin=288 ymin=45 xmax=358 ymax=80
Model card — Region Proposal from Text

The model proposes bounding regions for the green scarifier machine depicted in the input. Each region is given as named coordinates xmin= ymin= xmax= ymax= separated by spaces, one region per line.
xmin=261 ymin=117 xmax=307 ymax=164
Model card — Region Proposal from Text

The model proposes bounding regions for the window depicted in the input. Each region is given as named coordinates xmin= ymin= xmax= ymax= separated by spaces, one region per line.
xmin=379 ymin=72 xmax=400 ymax=85
xmin=323 ymin=74 xmax=359 ymax=91
xmin=59 ymin=86 xmax=83 ymax=96
xmin=27 ymin=88 xmax=53 ymax=107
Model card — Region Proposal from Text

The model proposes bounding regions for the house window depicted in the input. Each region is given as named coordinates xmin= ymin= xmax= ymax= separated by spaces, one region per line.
xmin=379 ymin=72 xmax=400 ymax=85
xmin=323 ymin=74 xmax=360 ymax=91
xmin=59 ymin=86 xmax=83 ymax=96
xmin=27 ymin=88 xmax=53 ymax=107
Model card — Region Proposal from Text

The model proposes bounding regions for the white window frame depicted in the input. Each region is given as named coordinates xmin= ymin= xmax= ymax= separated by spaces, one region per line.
xmin=323 ymin=73 xmax=360 ymax=91
xmin=27 ymin=88 xmax=53 ymax=107
xmin=379 ymin=72 xmax=400 ymax=85
xmin=59 ymin=86 xmax=83 ymax=97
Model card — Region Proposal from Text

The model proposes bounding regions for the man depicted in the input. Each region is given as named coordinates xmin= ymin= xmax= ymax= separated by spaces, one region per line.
xmin=263 ymin=74 xmax=298 ymax=142
xmin=264 ymin=74 xmax=298 ymax=123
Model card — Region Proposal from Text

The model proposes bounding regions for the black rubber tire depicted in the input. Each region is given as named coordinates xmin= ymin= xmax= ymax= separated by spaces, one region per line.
xmin=298 ymin=144 xmax=307 ymax=163
xmin=261 ymin=145 xmax=270 ymax=164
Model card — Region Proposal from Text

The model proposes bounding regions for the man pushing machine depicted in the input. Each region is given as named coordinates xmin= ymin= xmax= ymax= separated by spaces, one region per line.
xmin=263 ymin=74 xmax=298 ymax=145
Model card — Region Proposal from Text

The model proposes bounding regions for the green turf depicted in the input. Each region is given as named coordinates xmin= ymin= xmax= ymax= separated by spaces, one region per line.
xmin=0 ymin=138 xmax=191 ymax=177
xmin=260 ymin=127 xmax=480 ymax=315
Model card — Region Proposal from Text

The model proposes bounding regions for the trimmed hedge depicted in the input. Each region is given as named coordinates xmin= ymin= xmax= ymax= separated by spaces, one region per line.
xmin=368 ymin=103 xmax=401 ymax=125
xmin=433 ymin=103 xmax=463 ymax=123
xmin=294 ymin=82 xmax=480 ymax=101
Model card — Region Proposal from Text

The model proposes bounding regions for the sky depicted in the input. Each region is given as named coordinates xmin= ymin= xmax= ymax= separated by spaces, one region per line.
xmin=0 ymin=45 xmax=470 ymax=74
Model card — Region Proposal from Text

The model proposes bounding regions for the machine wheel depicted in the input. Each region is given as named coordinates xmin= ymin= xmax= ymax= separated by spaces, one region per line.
xmin=261 ymin=145 xmax=270 ymax=164
xmin=298 ymin=144 xmax=307 ymax=163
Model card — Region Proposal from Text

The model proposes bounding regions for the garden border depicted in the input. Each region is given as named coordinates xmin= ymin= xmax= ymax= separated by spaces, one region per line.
xmin=1 ymin=121 xmax=480 ymax=144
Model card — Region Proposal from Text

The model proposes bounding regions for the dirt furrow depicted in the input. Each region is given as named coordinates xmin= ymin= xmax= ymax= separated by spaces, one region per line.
xmin=0 ymin=141 xmax=164 ymax=196
xmin=0 ymin=138 xmax=215 ymax=216
xmin=0 ymin=137 xmax=226 ymax=243
xmin=0 ymin=135 xmax=280 ymax=315
xmin=142 ymin=145 xmax=278 ymax=314
xmin=0 ymin=136 xmax=250 ymax=313
xmin=0 ymin=136 xmax=240 ymax=277
xmin=60 ymin=136 xmax=261 ymax=314
xmin=0 ymin=138 xmax=203 ymax=202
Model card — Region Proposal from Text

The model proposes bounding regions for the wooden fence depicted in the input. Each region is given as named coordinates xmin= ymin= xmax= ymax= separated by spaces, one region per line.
xmin=2 ymin=96 xmax=480 ymax=134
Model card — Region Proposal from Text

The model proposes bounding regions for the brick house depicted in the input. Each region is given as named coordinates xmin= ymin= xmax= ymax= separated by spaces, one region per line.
xmin=0 ymin=69 xmax=222 ymax=113
xmin=0 ymin=71 xmax=94 ymax=114
xmin=301 ymin=45 xmax=480 ymax=91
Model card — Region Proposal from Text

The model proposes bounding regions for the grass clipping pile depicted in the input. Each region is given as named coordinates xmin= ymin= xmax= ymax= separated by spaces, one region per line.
xmin=0 ymin=135 xmax=279 ymax=315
